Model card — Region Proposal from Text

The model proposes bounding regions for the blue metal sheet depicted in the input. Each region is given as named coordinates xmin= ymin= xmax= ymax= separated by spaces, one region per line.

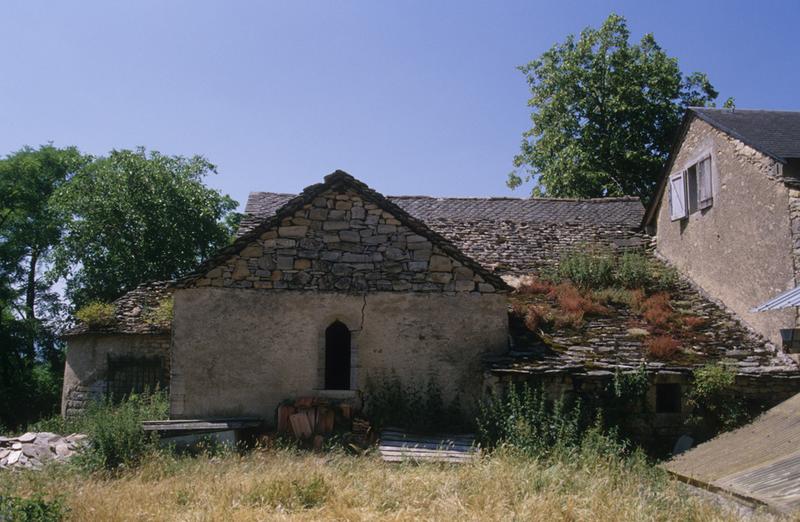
xmin=753 ymin=286 xmax=800 ymax=312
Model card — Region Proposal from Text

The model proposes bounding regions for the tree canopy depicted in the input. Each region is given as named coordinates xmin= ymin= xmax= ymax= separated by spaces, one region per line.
xmin=0 ymin=145 xmax=89 ymax=427
xmin=508 ymin=14 xmax=718 ymax=201
xmin=0 ymin=145 xmax=240 ymax=428
xmin=54 ymin=147 xmax=239 ymax=306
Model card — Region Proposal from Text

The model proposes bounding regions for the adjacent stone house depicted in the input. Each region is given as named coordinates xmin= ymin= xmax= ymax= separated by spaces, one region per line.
xmin=644 ymin=108 xmax=800 ymax=348
xmin=61 ymin=282 xmax=172 ymax=416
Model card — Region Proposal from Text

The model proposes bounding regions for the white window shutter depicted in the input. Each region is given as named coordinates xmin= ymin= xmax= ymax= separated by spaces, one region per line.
xmin=669 ymin=172 xmax=688 ymax=221
xmin=698 ymin=157 xmax=713 ymax=209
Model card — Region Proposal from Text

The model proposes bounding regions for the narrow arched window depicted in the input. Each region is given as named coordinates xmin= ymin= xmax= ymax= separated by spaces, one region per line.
xmin=325 ymin=321 xmax=351 ymax=390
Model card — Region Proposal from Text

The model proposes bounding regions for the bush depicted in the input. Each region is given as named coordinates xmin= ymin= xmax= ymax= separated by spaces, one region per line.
xmin=645 ymin=335 xmax=680 ymax=360
xmin=615 ymin=252 xmax=652 ymax=289
xmin=554 ymin=249 xmax=680 ymax=293
xmin=687 ymin=364 xmax=749 ymax=435
xmin=75 ymin=391 xmax=168 ymax=470
xmin=0 ymin=494 xmax=65 ymax=522
xmin=638 ymin=293 xmax=674 ymax=327
xmin=557 ymin=250 xmax=615 ymax=289
xmin=476 ymin=384 xmax=584 ymax=456
xmin=74 ymin=302 xmax=116 ymax=328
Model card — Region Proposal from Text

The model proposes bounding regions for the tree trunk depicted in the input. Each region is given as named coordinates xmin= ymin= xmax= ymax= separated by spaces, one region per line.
xmin=24 ymin=249 xmax=38 ymax=359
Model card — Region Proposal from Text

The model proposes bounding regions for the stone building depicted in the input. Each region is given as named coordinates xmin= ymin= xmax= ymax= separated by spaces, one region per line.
xmin=61 ymin=165 xmax=800 ymax=443
xmin=644 ymin=108 xmax=800 ymax=347
xmin=61 ymin=282 xmax=172 ymax=417
xmin=61 ymin=171 xmax=648 ymax=420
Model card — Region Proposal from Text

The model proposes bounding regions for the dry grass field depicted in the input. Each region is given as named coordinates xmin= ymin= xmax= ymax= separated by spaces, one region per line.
xmin=0 ymin=447 xmax=779 ymax=521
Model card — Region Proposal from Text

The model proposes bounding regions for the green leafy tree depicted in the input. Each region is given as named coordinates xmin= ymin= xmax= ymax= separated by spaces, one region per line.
xmin=508 ymin=14 xmax=718 ymax=201
xmin=54 ymin=147 xmax=239 ymax=306
xmin=0 ymin=145 xmax=87 ymax=427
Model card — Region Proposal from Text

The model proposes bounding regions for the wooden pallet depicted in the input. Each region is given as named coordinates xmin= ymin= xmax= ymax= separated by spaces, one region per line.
xmin=378 ymin=429 xmax=478 ymax=463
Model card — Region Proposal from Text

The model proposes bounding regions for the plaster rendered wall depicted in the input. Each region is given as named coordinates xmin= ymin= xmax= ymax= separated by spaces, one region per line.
xmin=61 ymin=334 xmax=170 ymax=416
xmin=655 ymin=117 xmax=795 ymax=346
xmin=170 ymin=287 xmax=508 ymax=423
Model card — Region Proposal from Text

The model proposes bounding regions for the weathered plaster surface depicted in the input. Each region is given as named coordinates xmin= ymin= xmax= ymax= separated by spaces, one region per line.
xmin=170 ymin=288 xmax=508 ymax=423
xmin=61 ymin=334 xmax=170 ymax=416
xmin=655 ymin=117 xmax=795 ymax=345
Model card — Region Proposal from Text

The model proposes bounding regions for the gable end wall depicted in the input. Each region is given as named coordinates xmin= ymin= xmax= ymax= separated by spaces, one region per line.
xmin=655 ymin=117 xmax=796 ymax=346
xmin=191 ymin=188 xmax=499 ymax=294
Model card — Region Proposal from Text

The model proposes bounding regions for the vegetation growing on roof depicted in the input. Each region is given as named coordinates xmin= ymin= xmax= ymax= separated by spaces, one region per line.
xmin=511 ymin=250 xmax=709 ymax=363
xmin=74 ymin=301 xmax=116 ymax=328
xmin=143 ymin=297 xmax=174 ymax=327
xmin=552 ymin=248 xmax=677 ymax=292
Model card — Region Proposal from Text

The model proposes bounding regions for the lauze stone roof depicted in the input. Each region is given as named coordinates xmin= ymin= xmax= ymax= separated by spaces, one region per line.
xmin=241 ymin=191 xmax=647 ymax=275
xmin=241 ymin=192 xmax=645 ymax=234
xmin=64 ymin=281 xmax=173 ymax=337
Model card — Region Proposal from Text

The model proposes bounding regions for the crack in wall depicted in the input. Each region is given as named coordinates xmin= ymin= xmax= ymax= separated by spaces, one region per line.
xmin=356 ymin=293 xmax=367 ymax=332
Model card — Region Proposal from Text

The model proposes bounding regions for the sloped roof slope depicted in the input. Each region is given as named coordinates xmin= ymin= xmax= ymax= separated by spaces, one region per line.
xmin=63 ymin=281 xmax=173 ymax=337
xmin=240 ymin=192 xmax=644 ymax=236
xmin=691 ymin=108 xmax=800 ymax=162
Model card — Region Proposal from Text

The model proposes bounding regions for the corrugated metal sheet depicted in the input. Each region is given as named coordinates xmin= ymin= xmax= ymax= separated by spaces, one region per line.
xmin=753 ymin=286 xmax=800 ymax=312
xmin=715 ymin=450 xmax=800 ymax=513
xmin=378 ymin=429 xmax=478 ymax=463
xmin=664 ymin=393 xmax=800 ymax=513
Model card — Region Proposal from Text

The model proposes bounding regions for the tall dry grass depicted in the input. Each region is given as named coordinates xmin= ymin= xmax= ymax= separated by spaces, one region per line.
xmin=0 ymin=448 xmax=770 ymax=521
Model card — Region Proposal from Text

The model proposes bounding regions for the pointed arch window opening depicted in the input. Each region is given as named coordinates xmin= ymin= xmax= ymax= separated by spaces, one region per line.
xmin=325 ymin=321 xmax=351 ymax=390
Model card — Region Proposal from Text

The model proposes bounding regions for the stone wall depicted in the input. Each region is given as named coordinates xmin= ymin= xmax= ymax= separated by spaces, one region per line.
xmin=170 ymin=288 xmax=508 ymax=423
xmin=190 ymin=188 xmax=500 ymax=294
xmin=427 ymin=219 xmax=649 ymax=275
xmin=654 ymin=116 xmax=796 ymax=346
xmin=61 ymin=334 xmax=170 ymax=416
xmin=485 ymin=369 xmax=800 ymax=455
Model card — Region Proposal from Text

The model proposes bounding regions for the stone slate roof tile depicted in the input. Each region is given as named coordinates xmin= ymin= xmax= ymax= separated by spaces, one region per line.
xmin=239 ymin=192 xmax=644 ymax=236
xmin=488 ymin=273 xmax=799 ymax=377
xmin=63 ymin=281 xmax=173 ymax=337
xmin=691 ymin=108 xmax=800 ymax=162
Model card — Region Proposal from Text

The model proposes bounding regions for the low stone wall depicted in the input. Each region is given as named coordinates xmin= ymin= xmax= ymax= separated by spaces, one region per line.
xmin=61 ymin=333 xmax=170 ymax=417
xmin=484 ymin=369 xmax=800 ymax=455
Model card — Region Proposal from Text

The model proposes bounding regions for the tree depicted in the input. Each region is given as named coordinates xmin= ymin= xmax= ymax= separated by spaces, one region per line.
xmin=508 ymin=14 xmax=718 ymax=202
xmin=0 ymin=145 xmax=87 ymax=427
xmin=54 ymin=147 xmax=239 ymax=306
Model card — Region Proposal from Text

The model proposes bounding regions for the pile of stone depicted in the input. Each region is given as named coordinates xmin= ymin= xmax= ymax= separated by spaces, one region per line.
xmin=0 ymin=432 xmax=87 ymax=470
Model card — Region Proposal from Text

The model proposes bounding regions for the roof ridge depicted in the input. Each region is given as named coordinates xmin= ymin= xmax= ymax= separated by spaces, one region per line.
xmin=691 ymin=107 xmax=800 ymax=114
xmin=247 ymin=191 xmax=641 ymax=203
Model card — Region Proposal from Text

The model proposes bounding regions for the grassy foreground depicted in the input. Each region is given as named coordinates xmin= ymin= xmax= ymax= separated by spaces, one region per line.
xmin=0 ymin=447 xmax=772 ymax=521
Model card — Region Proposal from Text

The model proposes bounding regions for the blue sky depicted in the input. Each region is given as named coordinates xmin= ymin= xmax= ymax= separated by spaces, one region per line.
xmin=2 ymin=1 xmax=798 ymax=208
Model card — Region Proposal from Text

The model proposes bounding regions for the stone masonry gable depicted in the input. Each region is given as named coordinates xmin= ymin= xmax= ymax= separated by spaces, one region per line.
xmin=177 ymin=171 xmax=509 ymax=293
xmin=240 ymin=191 xmax=647 ymax=275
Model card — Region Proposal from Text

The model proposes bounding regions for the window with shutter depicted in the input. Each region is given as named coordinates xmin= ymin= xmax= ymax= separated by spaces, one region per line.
xmin=669 ymin=172 xmax=688 ymax=221
xmin=697 ymin=157 xmax=713 ymax=209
